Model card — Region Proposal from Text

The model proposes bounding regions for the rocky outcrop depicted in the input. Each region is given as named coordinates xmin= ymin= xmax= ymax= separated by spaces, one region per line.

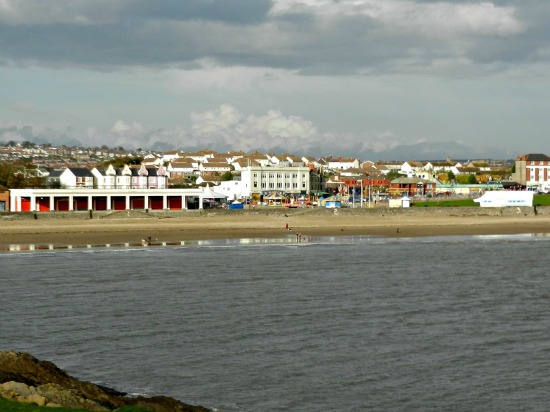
xmin=0 ymin=350 xmax=209 ymax=412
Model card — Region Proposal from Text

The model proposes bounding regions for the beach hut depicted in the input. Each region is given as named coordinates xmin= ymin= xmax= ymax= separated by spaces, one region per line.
xmin=389 ymin=196 xmax=411 ymax=208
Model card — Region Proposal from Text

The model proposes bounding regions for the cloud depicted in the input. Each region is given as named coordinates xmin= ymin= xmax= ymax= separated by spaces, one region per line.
xmin=270 ymin=0 xmax=525 ymax=36
xmin=1 ymin=105 xmax=511 ymax=160
xmin=0 ymin=0 xmax=271 ymax=26
xmin=189 ymin=105 xmax=318 ymax=150
xmin=0 ymin=123 xmax=82 ymax=147
xmin=0 ymin=0 xmax=537 ymax=76
xmin=172 ymin=64 xmax=297 ymax=92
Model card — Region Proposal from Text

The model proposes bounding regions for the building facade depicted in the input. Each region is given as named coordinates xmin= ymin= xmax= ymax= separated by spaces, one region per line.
xmin=513 ymin=153 xmax=550 ymax=192
xmin=9 ymin=187 xmax=218 ymax=212
xmin=241 ymin=165 xmax=313 ymax=197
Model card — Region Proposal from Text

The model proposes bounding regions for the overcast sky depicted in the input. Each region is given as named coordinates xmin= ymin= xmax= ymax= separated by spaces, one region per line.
xmin=1 ymin=0 xmax=549 ymax=160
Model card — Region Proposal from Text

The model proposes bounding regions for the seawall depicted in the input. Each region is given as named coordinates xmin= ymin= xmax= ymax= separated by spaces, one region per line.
xmin=2 ymin=205 xmax=548 ymax=221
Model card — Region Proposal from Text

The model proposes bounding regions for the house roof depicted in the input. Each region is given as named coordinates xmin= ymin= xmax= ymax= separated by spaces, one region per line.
xmin=522 ymin=153 xmax=550 ymax=161
xmin=202 ymin=162 xmax=230 ymax=168
xmin=391 ymin=177 xmax=433 ymax=184
xmin=69 ymin=168 xmax=94 ymax=177
xmin=170 ymin=160 xmax=194 ymax=167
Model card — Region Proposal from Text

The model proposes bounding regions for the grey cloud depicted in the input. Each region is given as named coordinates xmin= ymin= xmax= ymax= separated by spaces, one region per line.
xmin=0 ymin=0 xmax=547 ymax=76
xmin=0 ymin=125 xmax=83 ymax=147
xmin=372 ymin=141 xmax=513 ymax=162
xmin=125 ymin=0 xmax=272 ymax=25
xmin=0 ymin=0 xmax=271 ymax=26
xmin=0 ymin=123 xmax=508 ymax=161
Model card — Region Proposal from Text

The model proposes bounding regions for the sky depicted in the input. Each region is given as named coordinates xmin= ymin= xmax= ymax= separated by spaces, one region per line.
xmin=1 ymin=0 xmax=550 ymax=161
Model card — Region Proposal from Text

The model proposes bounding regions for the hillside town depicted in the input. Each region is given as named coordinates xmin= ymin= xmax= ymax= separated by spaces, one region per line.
xmin=0 ymin=141 xmax=548 ymax=213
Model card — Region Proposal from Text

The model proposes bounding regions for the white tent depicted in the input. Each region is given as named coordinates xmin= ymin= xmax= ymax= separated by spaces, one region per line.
xmin=202 ymin=184 xmax=227 ymax=199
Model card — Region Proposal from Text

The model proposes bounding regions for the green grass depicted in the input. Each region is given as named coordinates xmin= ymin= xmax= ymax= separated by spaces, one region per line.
xmin=0 ymin=397 xmax=149 ymax=412
xmin=410 ymin=194 xmax=550 ymax=208
xmin=411 ymin=199 xmax=477 ymax=207
xmin=534 ymin=194 xmax=550 ymax=206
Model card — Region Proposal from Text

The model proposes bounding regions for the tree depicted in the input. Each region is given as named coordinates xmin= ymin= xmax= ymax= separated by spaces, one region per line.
xmin=0 ymin=161 xmax=15 ymax=187
xmin=0 ymin=160 xmax=48 ymax=188
xmin=447 ymin=170 xmax=455 ymax=182
xmin=386 ymin=169 xmax=401 ymax=181
xmin=101 ymin=156 xmax=143 ymax=168
xmin=220 ymin=171 xmax=233 ymax=181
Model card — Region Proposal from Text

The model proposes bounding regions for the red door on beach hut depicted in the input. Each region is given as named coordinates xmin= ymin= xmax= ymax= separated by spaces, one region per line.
xmin=132 ymin=197 xmax=145 ymax=209
xmin=57 ymin=199 xmax=69 ymax=211
xmin=150 ymin=197 xmax=163 ymax=210
xmin=168 ymin=196 xmax=182 ymax=210
xmin=37 ymin=198 xmax=50 ymax=212
xmin=21 ymin=198 xmax=31 ymax=211
xmin=113 ymin=197 xmax=126 ymax=210
xmin=95 ymin=198 xmax=107 ymax=211
xmin=74 ymin=198 xmax=88 ymax=210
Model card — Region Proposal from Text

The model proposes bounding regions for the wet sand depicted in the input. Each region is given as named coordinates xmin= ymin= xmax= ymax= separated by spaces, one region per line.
xmin=1 ymin=211 xmax=550 ymax=247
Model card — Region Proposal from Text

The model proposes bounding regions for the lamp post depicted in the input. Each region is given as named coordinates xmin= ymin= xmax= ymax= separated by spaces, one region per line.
xmin=368 ymin=183 xmax=371 ymax=208
xmin=360 ymin=179 xmax=364 ymax=208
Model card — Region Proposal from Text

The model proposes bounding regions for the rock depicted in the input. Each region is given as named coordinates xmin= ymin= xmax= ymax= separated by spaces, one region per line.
xmin=19 ymin=393 xmax=47 ymax=406
xmin=0 ymin=350 xmax=210 ymax=412
xmin=1 ymin=381 xmax=35 ymax=396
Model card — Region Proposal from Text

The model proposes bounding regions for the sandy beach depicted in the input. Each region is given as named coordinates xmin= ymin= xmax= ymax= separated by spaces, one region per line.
xmin=1 ymin=208 xmax=550 ymax=247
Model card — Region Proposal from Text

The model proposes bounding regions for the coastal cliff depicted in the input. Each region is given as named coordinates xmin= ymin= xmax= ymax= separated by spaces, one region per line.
xmin=0 ymin=350 xmax=209 ymax=412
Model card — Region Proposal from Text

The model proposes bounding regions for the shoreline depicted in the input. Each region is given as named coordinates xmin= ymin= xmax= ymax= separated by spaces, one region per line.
xmin=2 ymin=209 xmax=550 ymax=248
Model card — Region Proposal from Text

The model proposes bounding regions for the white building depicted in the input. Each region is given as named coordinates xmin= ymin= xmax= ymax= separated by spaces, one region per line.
xmin=327 ymin=157 xmax=360 ymax=170
xmin=241 ymin=165 xmax=312 ymax=197
xmin=9 ymin=187 xmax=223 ymax=212
xmin=513 ymin=153 xmax=550 ymax=193
xmin=59 ymin=168 xmax=95 ymax=189
xmin=91 ymin=164 xmax=117 ymax=189
xmin=399 ymin=161 xmax=425 ymax=178
xmin=216 ymin=179 xmax=250 ymax=201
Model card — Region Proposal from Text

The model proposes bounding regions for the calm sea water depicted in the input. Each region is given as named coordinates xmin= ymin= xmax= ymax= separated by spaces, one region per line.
xmin=2 ymin=234 xmax=550 ymax=411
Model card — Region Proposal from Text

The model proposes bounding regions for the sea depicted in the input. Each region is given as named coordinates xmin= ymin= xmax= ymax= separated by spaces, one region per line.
xmin=2 ymin=233 xmax=550 ymax=412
